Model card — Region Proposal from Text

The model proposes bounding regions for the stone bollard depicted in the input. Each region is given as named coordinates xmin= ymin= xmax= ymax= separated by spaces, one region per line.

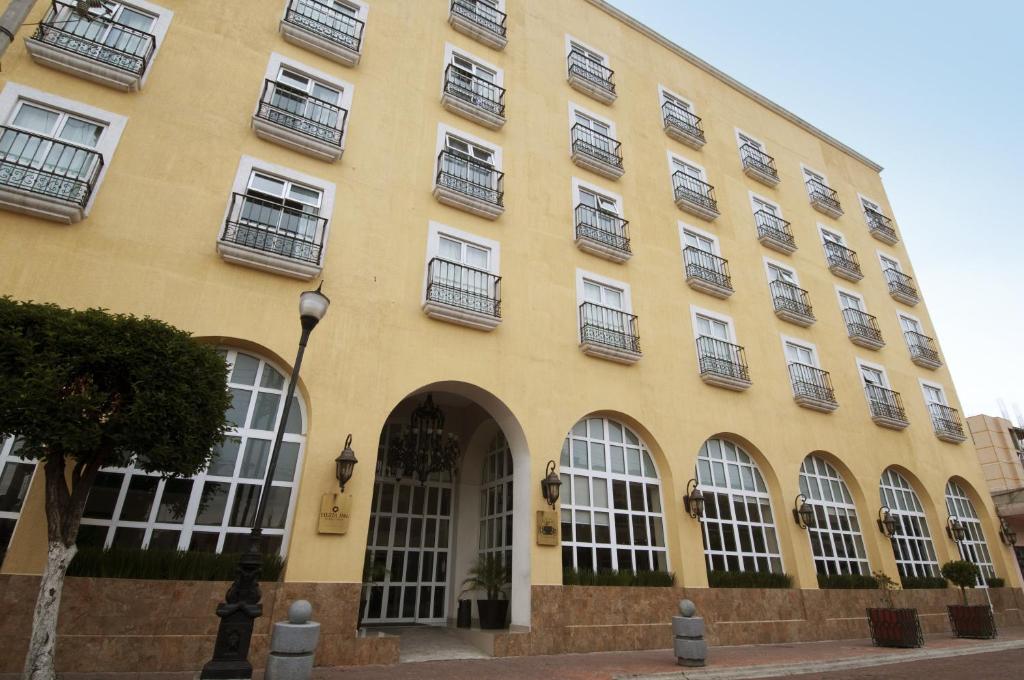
xmin=265 ymin=600 xmax=321 ymax=680
xmin=673 ymin=599 xmax=707 ymax=667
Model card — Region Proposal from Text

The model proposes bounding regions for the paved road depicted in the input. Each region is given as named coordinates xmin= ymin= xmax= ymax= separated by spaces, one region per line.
xmin=784 ymin=647 xmax=1024 ymax=679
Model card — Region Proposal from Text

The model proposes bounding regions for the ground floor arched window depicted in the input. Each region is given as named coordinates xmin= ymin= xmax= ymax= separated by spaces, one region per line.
xmin=480 ymin=431 xmax=513 ymax=567
xmin=0 ymin=437 xmax=34 ymax=563
xmin=799 ymin=455 xmax=869 ymax=576
xmin=944 ymin=480 xmax=995 ymax=581
xmin=879 ymin=468 xmax=939 ymax=578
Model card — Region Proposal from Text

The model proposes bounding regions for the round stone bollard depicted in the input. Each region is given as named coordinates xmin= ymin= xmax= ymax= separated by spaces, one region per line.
xmin=265 ymin=600 xmax=321 ymax=680
xmin=673 ymin=599 xmax=707 ymax=667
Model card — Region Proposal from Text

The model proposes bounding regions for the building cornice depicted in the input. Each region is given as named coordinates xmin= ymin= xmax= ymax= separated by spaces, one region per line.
xmin=586 ymin=0 xmax=884 ymax=173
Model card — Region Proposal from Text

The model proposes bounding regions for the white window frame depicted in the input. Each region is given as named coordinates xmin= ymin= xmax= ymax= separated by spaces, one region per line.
xmin=678 ymin=222 xmax=720 ymax=256
xmin=818 ymin=224 xmax=848 ymax=246
xmin=835 ymin=285 xmax=868 ymax=314
xmin=564 ymin=34 xmax=610 ymax=69
xmin=944 ymin=480 xmax=996 ymax=581
xmin=666 ymin=150 xmax=707 ymax=181
xmin=780 ymin=334 xmax=820 ymax=367
xmin=876 ymin=250 xmax=905 ymax=275
xmin=575 ymin=269 xmax=632 ymax=342
xmin=261 ymin=52 xmax=355 ymax=145
xmin=0 ymin=437 xmax=35 ymax=559
xmin=443 ymin=42 xmax=504 ymax=85
xmin=858 ymin=192 xmax=884 ymax=215
xmin=799 ymin=454 xmax=871 ymax=577
xmin=897 ymin=311 xmax=925 ymax=335
xmin=568 ymin=102 xmax=617 ymax=155
xmin=734 ymin=128 xmax=768 ymax=153
xmin=423 ymin=220 xmax=501 ymax=302
xmin=689 ymin=305 xmax=737 ymax=343
xmin=572 ymin=176 xmax=623 ymax=239
xmin=918 ymin=378 xmax=949 ymax=407
xmin=749 ymin=190 xmax=782 ymax=217
xmin=855 ymin=358 xmax=891 ymax=390
xmin=434 ymin=122 xmax=503 ymax=180
xmin=800 ymin=163 xmax=830 ymax=186
xmin=762 ymin=256 xmax=800 ymax=286
xmin=658 ymin=85 xmax=697 ymax=116
xmin=879 ymin=468 xmax=940 ymax=579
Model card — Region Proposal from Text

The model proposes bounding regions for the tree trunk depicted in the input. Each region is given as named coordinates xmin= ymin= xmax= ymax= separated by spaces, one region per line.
xmin=23 ymin=541 xmax=77 ymax=680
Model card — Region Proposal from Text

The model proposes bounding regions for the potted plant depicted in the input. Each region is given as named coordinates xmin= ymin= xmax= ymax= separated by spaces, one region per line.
xmin=941 ymin=560 xmax=997 ymax=639
xmin=462 ymin=554 xmax=510 ymax=629
xmin=866 ymin=571 xmax=923 ymax=648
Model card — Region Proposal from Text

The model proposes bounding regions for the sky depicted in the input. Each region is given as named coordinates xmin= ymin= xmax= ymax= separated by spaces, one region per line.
xmin=607 ymin=0 xmax=1024 ymax=422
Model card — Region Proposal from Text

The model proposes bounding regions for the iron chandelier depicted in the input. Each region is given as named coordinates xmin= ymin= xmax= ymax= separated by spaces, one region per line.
xmin=387 ymin=394 xmax=461 ymax=484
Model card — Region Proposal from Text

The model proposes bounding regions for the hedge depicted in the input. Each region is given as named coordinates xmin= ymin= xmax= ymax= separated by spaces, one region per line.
xmin=563 ymin=568 xmax=675 ymax=587
xmin=707 ymin=569 xmax=792 ymax=589
xmin=900 ymin=575 xmax=948 ymax=589
xmin=68 ymin=547 xmax=284 ymax=581
xmin=817 ymin=572 xmax=878 ymax=589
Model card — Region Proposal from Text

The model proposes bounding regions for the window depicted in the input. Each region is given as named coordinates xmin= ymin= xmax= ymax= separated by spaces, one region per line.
xmin=737 ymin=132 xmax=762 ymax=152
xmin=784 ymin=340 xmax=815 ymax=368
xmin=560 ymin=417 xmax=668 ymax=573
xmin=274 ymin=67 xmax=343 ymax=124
xmin=879 ymin=253 xmax=901 ymax=275
xmin=54 ymin=1 xmax=156 ymax=48
xmin=752 ymin=195 xmax=778 ymax=217
xmin=577 ymin=272 xmax=639 ymax=359
xmin=683 ymin=229 xmax=715 ymax=254
xmin=799 ymin=455 xmax=869 ymax=576
xmin=3 ymin=101 xmax=104 ymax=183
xmin=0 ymin=438 xmax=34 ymax=564
xmin=443 ymin=49 xmax=505 ymax=122
xmin=696 ymin=438 xmax=782 ymax=574
xmin=449 ymin=0 xmax=507 ymax=47
xmin=944 ymin=481 xmax=995 ymax=582
xmin=239 ymin=171 xmax=323 ymax=250
xmin=436 ymin=131 xmax=503 ymax=208
xmin=568 ymin=41 xmax=609 ymax=83
xmin=839 ymin=291 xmax=865 ymax=314
xmin=879 ymin=469 xmax=939 ymax=579
xmin=77 ymin=349 xmax=305 ymax=555
xmin=695 ymin=313 xmax=729 ymax=342
xmin=803 ymin=167 xmax=826 ymax=187
xmin=583 ymin=279 xmax=623 ymax=311
xmin=673 ymin=157 xmax=704 ymax=182
xmin=433 ymin=234 xmax=493 ymax=299
xmin=283 ymin=0 xmax=367 ymax=58
xmin=423 ymin=223 xmax=501 ymax=325
xmin=479 ymin=431 xmax=513 ymax=568
xmin=861 ymin=196 xmax=882 ymax=214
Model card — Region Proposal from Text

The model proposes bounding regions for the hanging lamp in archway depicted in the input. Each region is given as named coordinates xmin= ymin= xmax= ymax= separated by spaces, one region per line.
xmin=387 ymin=394 xmax=461 ymax=484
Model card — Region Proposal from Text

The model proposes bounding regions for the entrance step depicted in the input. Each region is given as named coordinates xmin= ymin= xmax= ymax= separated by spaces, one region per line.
xmin=363 ymin=625 xmax=490 ymax=663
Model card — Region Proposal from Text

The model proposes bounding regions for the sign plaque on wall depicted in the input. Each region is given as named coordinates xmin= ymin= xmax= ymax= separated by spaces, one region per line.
xmin=318 ymin=493 xmax=352 ymax=535
xmin=536 ymin=510 xmax=559 ymax=546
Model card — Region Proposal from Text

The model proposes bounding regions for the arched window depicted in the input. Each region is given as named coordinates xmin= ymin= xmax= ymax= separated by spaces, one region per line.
xmin=879 ymin=468 xmax=938 ymax=578
xmin=0 ymin=437 xmax=34 ymax=563
xmin=77 ymin=349 xmax=306 ymax=556
xmin=697 ymin=438 xmax=782 ymax=573
xmin=480 ymin=431 xmax=513 ymax=567
xmin=799 ymin=455 xmax=869 ymax=576
xmin=945 ymin=480 xmax=995 ymax=580
xmin=560 ymin=417 xmax=668 ymax=573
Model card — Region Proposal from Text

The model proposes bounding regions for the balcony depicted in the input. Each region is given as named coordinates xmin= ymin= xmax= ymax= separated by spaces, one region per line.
xmin=754 ymin=210 xmax=796 ymax=254
xmin=252 ymin=80 xmax=348 ymax=162
xmin=661 ymin=101 xmax=705 ymax=149
xmin=672 ymin=172 xmax=719 ymax=221
xmin=740 ymin=144 xmax=780 ymax=188
xmin=770 ymin=280 xmax=815 ymax=327
xmin=280 ymin=0 xmax=365 ymax=67
xmin=449 ymin=0 xmax=507 ymax=50
xmin=218 ymin=193 xmax=326 ymax=279
xmin=684 ymin=247 xmax=733 ymax=299
xmin=843 ymin=308 xmax=885 ymax=350
xmin=574 ymin=204 xmax=631 ymax=263
xmin=570 ymin=124 xmax=624 ymax=180
xmin=905 ymin=331 xmax=942 ymax=370
xmin=865 ymin=384 xmax=909 ymax=430
xmin=696 ymin=336 xmax=751 ymax=391
xmin=789 ymin=363 xmax=838 ymax=413
xmin=865 ymin=208 xmax=899 ymax=245
xmin=441 ymin=64 xmax=506 ymax=130
xmin=823 ymin=241 xmax=863 ymax=282
xmin=806 ymin=178 xmax=843 ymax=218
xmin=929 ymin=403 xmax=966 ymax=444
xmin=884 ymin=268 xmax=920 ymax=306
xmin=25 ymin=1 xmax=155 ymax=91
xmin=423 ymin=258 xmax=501 ymax=331
xmin=579 ymin=302 xmax=641 ymax=364
xmin=567 ymin=50 xmax=616 ymax=104
xmin=0 ymin=126 xmax=104 ymax=224
xmin=433 ymin=149 xmax=504 ymax=220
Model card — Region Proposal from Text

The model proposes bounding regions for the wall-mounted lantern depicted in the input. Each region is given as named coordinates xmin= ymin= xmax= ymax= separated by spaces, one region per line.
xmin=946 ymin=516 xmax=967 ymax=543
xmin=684 ymin=478 xmax=706 ymax=519
xmin=998 ymin=516 xmax=1018 ymax=546
xmin=334 ymin=433 xmax=358 ymax=493
xmin=877 ymin=506 xmax=898 ymax=538
xmin=541 ymin=460 xmax=562 ymax=508
xmin=792 ymin=494 xmax=814 ymax=529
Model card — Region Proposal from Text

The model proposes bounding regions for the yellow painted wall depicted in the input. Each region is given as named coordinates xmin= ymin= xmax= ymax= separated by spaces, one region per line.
xmin=1 ymin=0 xmax=1019 ymax=592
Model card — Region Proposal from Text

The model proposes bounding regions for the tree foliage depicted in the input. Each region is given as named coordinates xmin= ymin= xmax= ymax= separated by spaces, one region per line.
xmin=941 ymin=560 xmax=981 ymax=605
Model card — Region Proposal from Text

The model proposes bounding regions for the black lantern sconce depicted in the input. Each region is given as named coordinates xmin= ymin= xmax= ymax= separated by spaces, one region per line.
xmin=684 ymin=478 xmax=706 ymax=519
xmin=998 ymin=517 xmax=1018 ymax=547
xmin=792 ymin=494 xmax=814 ymax=529
xmin=334 ymin=434 xmax=358 ymax=493
xmin=946 ymin=516 xmax=967 ymax=543
xmin=541 ymin=460 xmax=562 ymax=508
xmin=877 ymin=506 xmax=898 ymax=538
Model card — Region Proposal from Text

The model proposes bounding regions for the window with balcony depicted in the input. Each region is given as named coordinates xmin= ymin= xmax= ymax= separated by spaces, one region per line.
xmin=899 ymin=315 xmax=941 ymax=369
xmin=660 ymin=89 xmax=705 ymax=149
xmin=859 ymin=363 xmax=908 ymax=430
xmin=681 ymin=227 xmax=732 ymax=298
xmin=838 ymin=290 xmax=884 ymax=349
xmin=862 ymin=196 xmax=899 ymax=244
xmin=566 ymin=39 xmax=615 ymax=104
xmin=433 ymin=129 xmax=504 ymax=219
xmin=693 ymin=311 xmax=750 ymax=391
xmin=578 ymin=275 xmax=640 ymax=364
xmin=671 ymin=156 xmax=718 ymax=220
xmin=922 ymin=383 xmax=965 ymax=443
xmin=26 ymin=1 xmax=166 ymax=91
xmin=449 ymin=0 xmax=507 ymax=50
xmin=803 ymin=167 xmax=843 ymax=218
xmin=767 ymin=263 xmax=815 ymax=327
xmin=570 ymin=110 xmax=623 ymax=180
xmin=574 ymin=183 xmax=630 ymax=262
xmin=879 ymin=254 xmax=919 ymax=306
xmin=441 ymin=51 xmax=506 ymax=129
xmin=819 ymin=228 xmax=862 ymax=281
xmin=252 ymin=64 xmax=350 ymax=162
xmin=280 ymin=0 xmax=367 ymax=67
xmin=736 ymin=131 xmax=779 ymax=187
xmin=423 ymin=226 xmax=501 ymax=331
xmin=785 ymin=341 xmax=837 ymax=412
xmin=752 ymin=195 xmax=795 ymax=254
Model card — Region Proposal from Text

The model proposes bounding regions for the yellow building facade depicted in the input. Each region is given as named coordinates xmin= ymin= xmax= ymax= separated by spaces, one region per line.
xmin=0 ymin=0 xmax=1020 ymax=660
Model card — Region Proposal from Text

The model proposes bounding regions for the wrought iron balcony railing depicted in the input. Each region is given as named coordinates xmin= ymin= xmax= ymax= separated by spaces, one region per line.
xmin=575 ymin=204 xmax=630 ymax=254
xmin=684 ymin=247 xmax=732 ymax=292
xmin=221 ymin=192 xmax=327 ymax=264
xmin=450 ymin=0 xmax=507 ymax=39
xmin=436 ymin=149 xmax=504 ymax=207
xmin=32 ymin=1 xmax=155 ymax=76
xmin=865 ymin=208 xmax=898 ymax=241
xmin=770 ymin=280 xmax=814 ymax=320
xmin=754 ymin=210 xmax=796 ymax=249
xmin=789 ymin=363 xmax=837 ymax=405
xmin=740 ymin=144 xmax=779 ymax=180
xmin=843 ymin=307 xmax=883 ymax=345
xmin=696 ymin=336 xmax=750 ymax=383
xmin=929 ymin=403 xmax=965 ymax=440
xmin=865 ymin=384 xmax=907 ymax=423
xmin=672 ymin=172 xmax=717 ymax=213
xmin=571 ymin=124 xmax=623 ymax=170
xmin=426 ymin=257 xmax=501 ymax=318
xmin=905 ymin=331 xmax=940 ymax=365
xmin=255 ymin=79 xmax=347 ymax=147
xmin=567 ymin=50 xmax=615 ymax=94
xmin=884 ymin=268 xmax=919 ymax=301
xmin=580 ymin=302 xmax=640 ymax=354
xmin=284 ymin=0 xmax=365 ymax=53
xmin=807 ymin=178 xmax=842 ymax=212
xmin=661 ymin=101 xmax=705 ymax=143
xmin=824 ymin=241 xmax=862 ymax=278
xmin=443 ymin=64 xmax=506 ymax=118
xmin=0 ymin=126 xmax=104 ymax=207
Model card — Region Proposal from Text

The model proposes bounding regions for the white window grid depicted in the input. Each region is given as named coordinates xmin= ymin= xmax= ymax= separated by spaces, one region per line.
xmin=560 ymin=417 xmax=668 ymax=574
xmin=879 ymin=468 xmax=939 ymax=578
xmin=944 ymin=480 xmax=995 ymax=581
xmin=0 ymin=437 xmax=35 ymax=562
xmin=76 ymin=348 xmax=305 ymax=556
xmin=696 ymin=438 xmax=783 ymax=574
xmin=799 ymin=455 xmax=869 ymax=576
xmin=479 ymin=431 xmax=513 ymax=568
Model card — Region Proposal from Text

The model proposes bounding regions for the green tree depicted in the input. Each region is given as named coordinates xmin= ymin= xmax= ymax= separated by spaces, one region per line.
xmin=941 ymin=560 xmax=981 ymax=606
xmin=0 ymin=298 xmax=231 ymax=680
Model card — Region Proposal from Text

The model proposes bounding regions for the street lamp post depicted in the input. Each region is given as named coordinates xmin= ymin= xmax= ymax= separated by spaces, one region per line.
xmin=201 ymin=283 xmax=330 ymax=680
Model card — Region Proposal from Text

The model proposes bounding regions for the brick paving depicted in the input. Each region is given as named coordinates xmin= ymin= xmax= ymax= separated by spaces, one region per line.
xmin=784 ymin=647 xmax=1024 ymax=679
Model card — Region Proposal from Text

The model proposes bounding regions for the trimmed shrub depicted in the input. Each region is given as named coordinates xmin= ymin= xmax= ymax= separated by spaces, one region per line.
xmin=987 ymin=577 xmax=1005 ymax=588
xmin=562 ymin=568 xmax=675 ymax=587
xmin=707 ymin=569 xmax=792 ymax=589
xmin=817 ymin=572 xmax=878 ymax=589
xmin=900 ymin=575 xmax=948 ymax=589
xmin=68 ymin=547 xmax=284 ymax=582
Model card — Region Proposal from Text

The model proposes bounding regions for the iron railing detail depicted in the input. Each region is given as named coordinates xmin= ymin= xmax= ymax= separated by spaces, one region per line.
xmin=575 ymin=204 xmax=630 ymax=253
xmin=284 ymin=0 xmax=365 ymax=52
xmin=754 ymin=210 xmax=795 ymax=248
xmin=684 ymin=247 xmax=732 ymax=291
xmin=865 ymin=208 xmax=897 ymax=241
xmin=843 ymin=308 xmax=884 ymax=345
xmin=255 ymin=80 xmax=347 ymax=147
xmin=450 ymin=0 xmax=507 ymax=39
xmin=884 ymin=268 xmax=919 ymax=300
xmin=789 ymin=363 xmax=837 ymax=405
xmin=579 ymin=302 xmax=640 ymax=354
xmin=696 ymin=336 xmax=750 ymax=382
xmin=443 ymin=64 xmax=506 ymax=117
xmin=929 ymin=403 xmax=964 ymax=440
xmin=661 ymin=101 xmax=705 ymax=142
xmin=0 ymin=126 xmax=103 ymax=207
xmin=905 ymin=331 xmax=940 ymax=365
xmin=221 ymin=192 xmax=326 ymax=264
xmin=426 ymin=258 xmax=501 ymax=318
xmin=567 ymin=49 xmax=615 ymax=94
xmin=32 ymin=1 xmax=155 ymax=76
xmin=672 ymin=172 xmax=717 ymax=213
xmin=436 ymin=149 xmax=504 ymax=207
xmin=740 ymin=144 xmax=778 ymax=180
xmin=770 ymin=280 xmax=814 ymax=319
xmin=571 ymin=123 xmax=623 ymax=169
xmin=807 ymin=178 xmax=842 ymax=212
xmin=865 ymin=384 xmax=907 ymax=423
xmin=824 ymin=241 xmax=862 ymax=277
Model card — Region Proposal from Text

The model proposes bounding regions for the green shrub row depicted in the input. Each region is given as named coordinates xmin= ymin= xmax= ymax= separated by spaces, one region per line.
xmin=817 ymin=572 xmax=879 ymax=589
xmin=707 ymin=570 xmax=792 ymax=589
xmin=562 ymin=568 xmax=675 ymax=587
xmin=899 ymin=575 xmax=948 ymax=589
xmin=68 ymin=547 xmax=284 ymax=582
xmin=986 ymin=577 xmax=1005 ymax=588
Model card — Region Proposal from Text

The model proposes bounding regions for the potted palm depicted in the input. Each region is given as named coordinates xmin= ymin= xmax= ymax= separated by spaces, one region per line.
xmin=462 ymin=553 xmax=510 ymax=629
xmin=941 ymin=560 xmax=997 ymax=639
xmin=866 ymin=571 xmax=923 ymax=648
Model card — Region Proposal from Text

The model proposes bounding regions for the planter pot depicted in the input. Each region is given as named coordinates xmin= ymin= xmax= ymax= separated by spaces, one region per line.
xmin=476 ymin=598 xmax=509 ymax=630
xmin=947 ymin=604 xmax=997 ymax=639
xmin=866 ymin=607 xmax=923 ymax=648
xmin=456 ymin=599 xmax=472 ymax=628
